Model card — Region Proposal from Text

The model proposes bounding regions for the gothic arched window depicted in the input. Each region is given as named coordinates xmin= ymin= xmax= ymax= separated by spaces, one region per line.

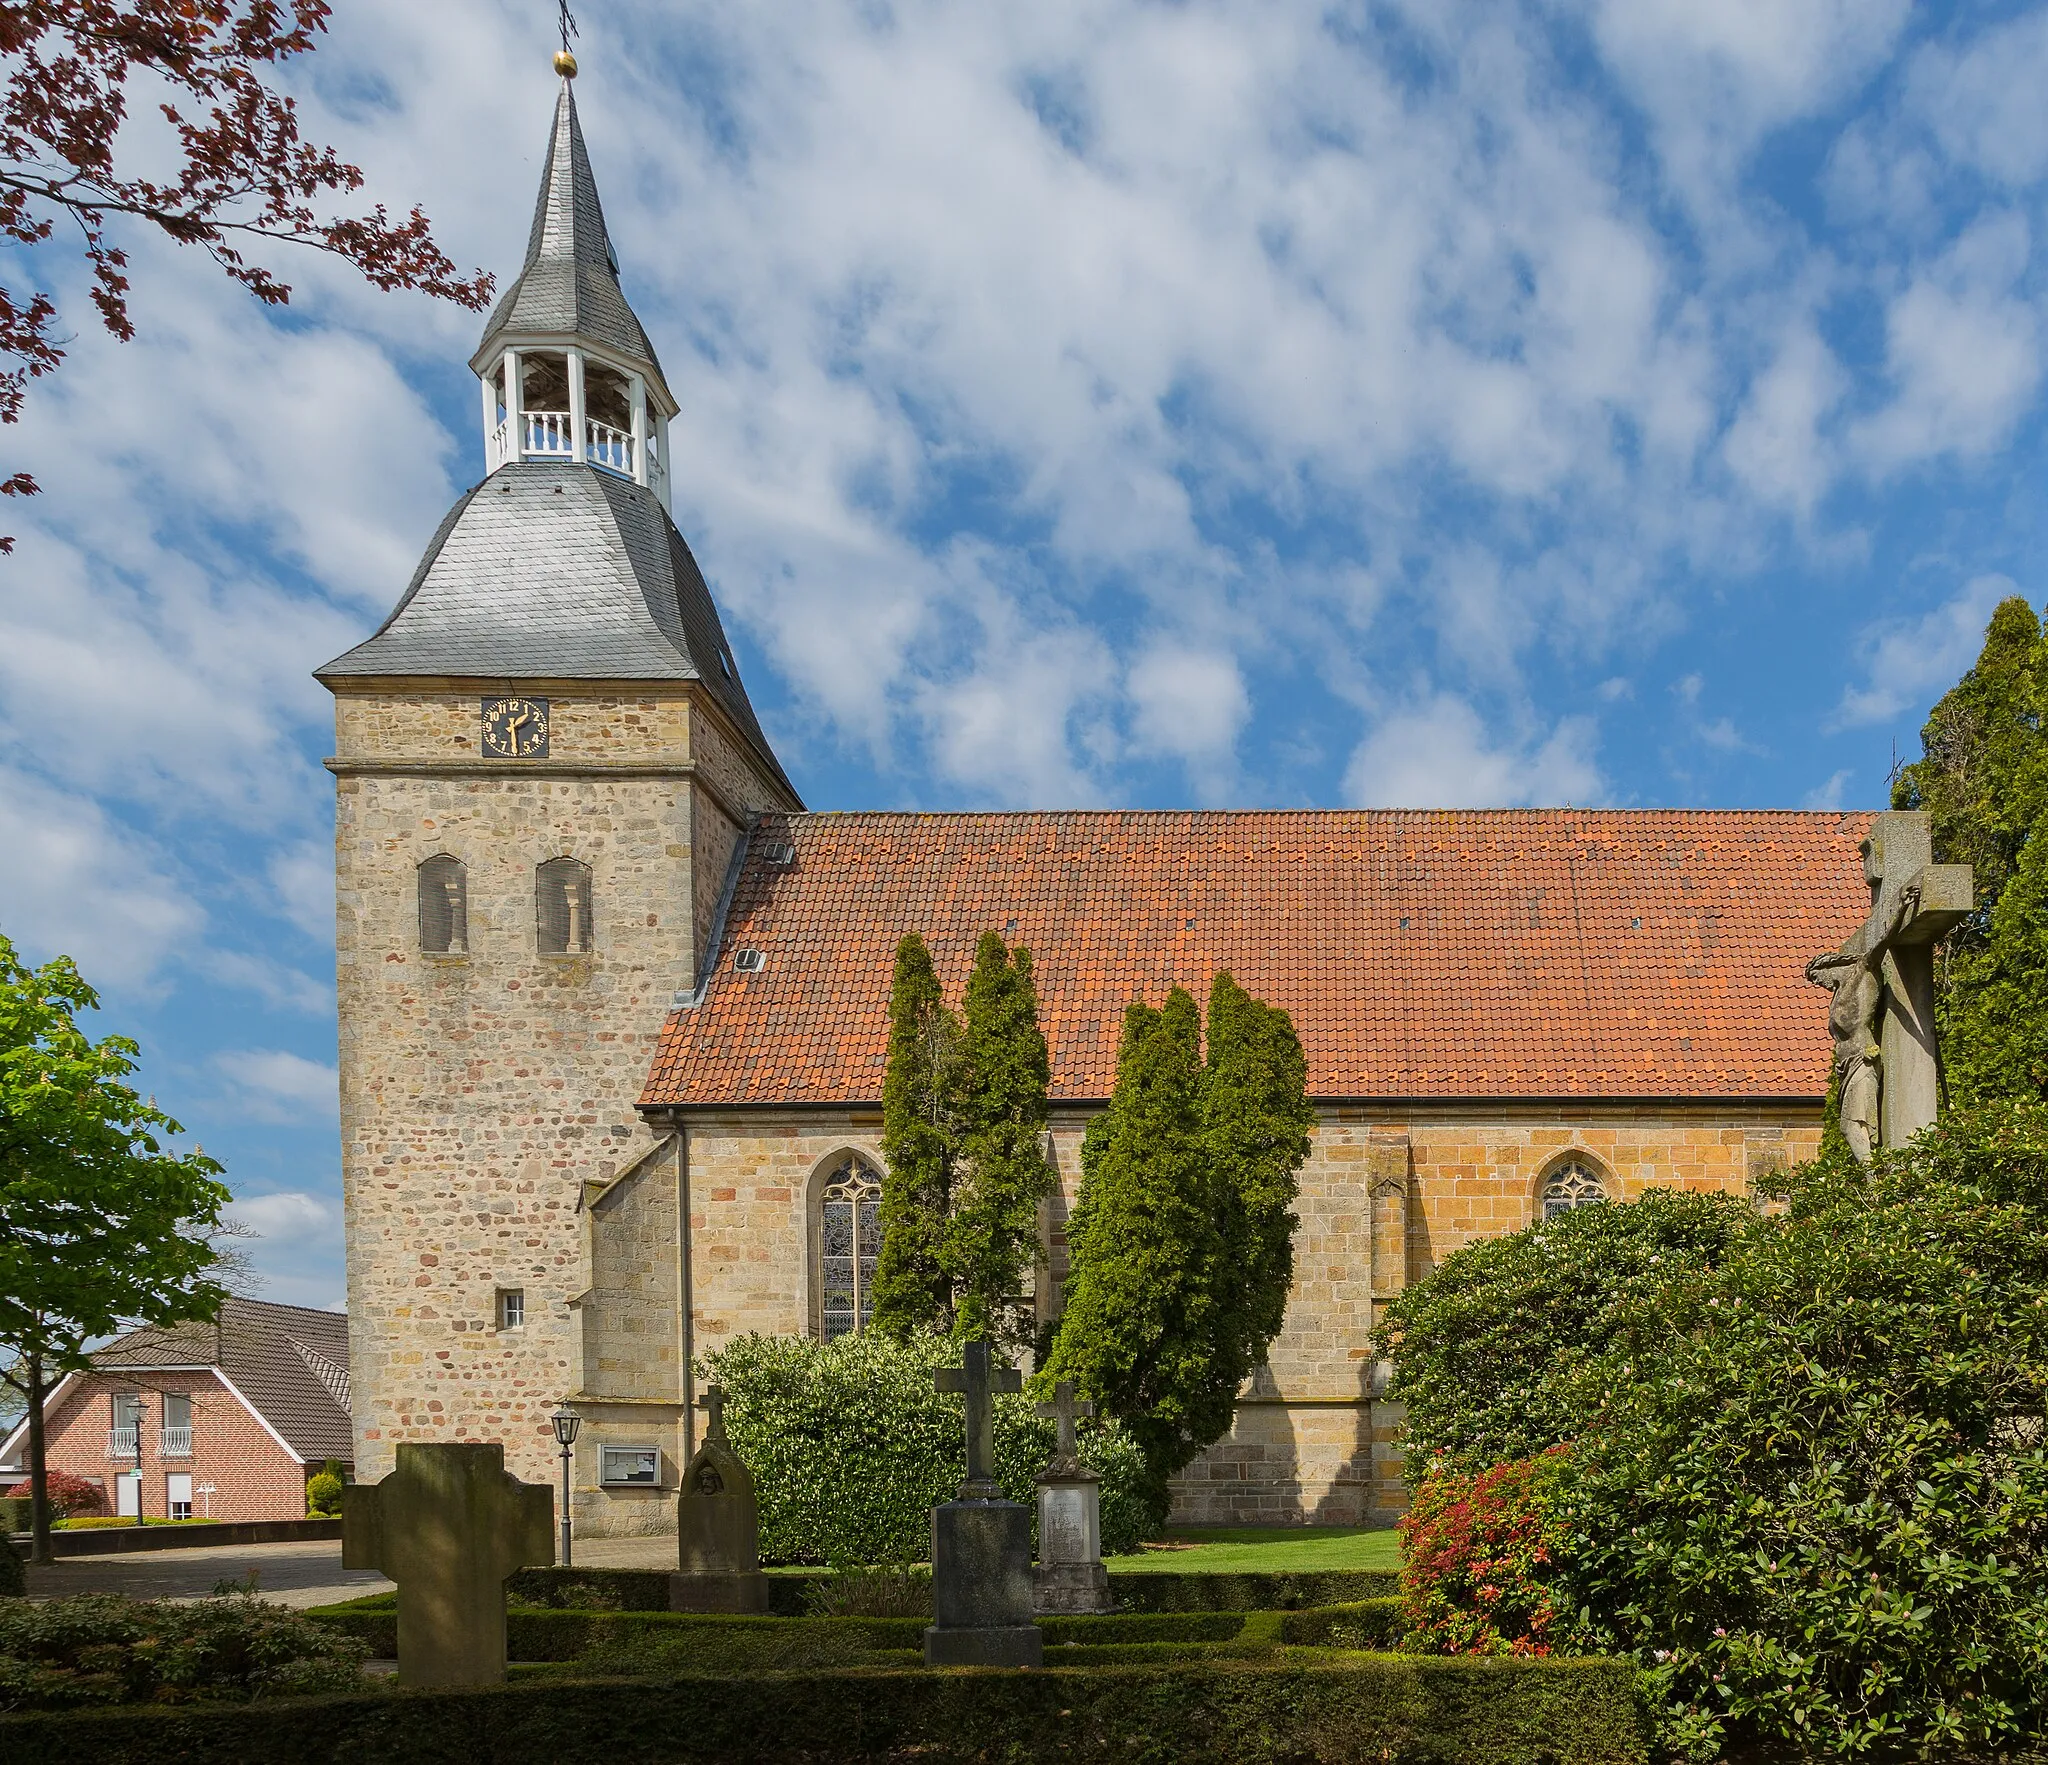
xmin=418 ymin=856 xmax=468 ymax=955
xmin=1542 ymin=1158 xmax=1607 ymax=1220
xmin=536 ymin=857 xmax=593 ymax=954
xmin=815 ymin=1155 xmax=883 ymax=1341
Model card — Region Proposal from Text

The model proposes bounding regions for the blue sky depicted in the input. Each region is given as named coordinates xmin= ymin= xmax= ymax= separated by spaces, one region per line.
xmin=3 ymin=0 xmax=2045 ymax=1307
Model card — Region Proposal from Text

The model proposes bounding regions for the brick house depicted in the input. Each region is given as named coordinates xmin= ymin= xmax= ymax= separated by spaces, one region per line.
xmin=1 ymin=1299 xmax=352 ymax=1523
xmin=317 ymin=72 xmax=1875 ymax=1535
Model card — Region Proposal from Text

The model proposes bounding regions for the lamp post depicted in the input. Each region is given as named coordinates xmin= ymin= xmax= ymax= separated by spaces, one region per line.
xmin=550 ymin=1406 xmax=580 ymax=1567
xmin=131 ymin=1394 xmax=146 ymax=1524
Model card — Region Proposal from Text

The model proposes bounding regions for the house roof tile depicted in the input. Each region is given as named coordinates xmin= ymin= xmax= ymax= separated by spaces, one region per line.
xmin=640 ymin=808 xmax=1875 ymax=1108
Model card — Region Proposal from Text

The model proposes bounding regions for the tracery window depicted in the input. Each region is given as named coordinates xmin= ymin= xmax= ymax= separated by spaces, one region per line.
xmin=536 ymin=857 xmax=593 ymax=954
xmin=816 ymin=1155 xmax=883 ymax=1341
xmin=418 ymin=855 xmax=468 ymax=955
xmin=1541 ymin=1159 xmax=1607 ymax=1219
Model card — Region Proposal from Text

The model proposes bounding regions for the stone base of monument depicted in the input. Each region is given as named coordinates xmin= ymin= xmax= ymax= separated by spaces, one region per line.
xmin=1033 ymin=1559 xmax=1112 ymax=1615
xmin=923 ymin=1497 xmax=1043 ymax=1668
xmin=667 ymin=1570 xmax=770 ymax=1613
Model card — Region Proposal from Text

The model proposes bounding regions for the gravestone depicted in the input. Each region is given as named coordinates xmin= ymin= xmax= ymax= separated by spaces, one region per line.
xmin=342 ymin=1441 xmax=553 ymax=1687
xmin=1032 ymin=1380 xmax=1113 ymax=1615
xmin=670 ymin=1385 xmax=769 ymax=1613
xmin=1806 ymin=810 xmax=1973 ymax=1162
xmin=925 ymin=1341 xmax=1042 ymax=1667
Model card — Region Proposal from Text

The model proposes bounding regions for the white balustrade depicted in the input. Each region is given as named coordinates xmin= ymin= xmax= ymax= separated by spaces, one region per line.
xmin=586 ymin=419 xmax=634 ymax=475
xmin=522 ymin=410 xmax=576 ymax=456
xmin=159 ymin=1427 xmax=193 ymax=1457
xmin=490 ymin=419 xmax=510 ymax=467
xmin=106 ymin=1427 xmax=138 ymax=1458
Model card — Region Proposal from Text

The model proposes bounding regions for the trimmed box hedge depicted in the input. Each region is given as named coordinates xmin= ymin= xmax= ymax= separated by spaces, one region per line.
xmin=0 ymin=1656 xmax=1649 ymax=1764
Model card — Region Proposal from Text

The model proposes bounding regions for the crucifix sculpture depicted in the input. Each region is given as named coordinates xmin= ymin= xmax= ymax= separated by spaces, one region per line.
xmin=935 ymin=1340 xmax=1022 ymax=1500
xmin=1805 ymin=810 xmax=1971 ymax=1163
xmin=1035 ymin=1379 xmax=1094 ymax=1477
xmin=342 ymin=1442 xmax=554 ymax=1687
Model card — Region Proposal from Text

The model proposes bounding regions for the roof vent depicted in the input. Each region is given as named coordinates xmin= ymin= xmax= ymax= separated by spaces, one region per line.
xmin=762 ymin=841 xmax=796 ymax=866
xmin=733 ymin=947 xmax=765 ymax=972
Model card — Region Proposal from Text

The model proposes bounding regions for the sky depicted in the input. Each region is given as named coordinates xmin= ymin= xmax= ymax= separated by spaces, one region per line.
xmin=2 ymin=0 xmax=2046 ymax=1309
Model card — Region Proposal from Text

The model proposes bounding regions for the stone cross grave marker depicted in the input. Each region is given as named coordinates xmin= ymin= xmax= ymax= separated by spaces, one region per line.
xmin=1805 ymin=810 xmax=1972 ymax=1162
xmin=934 ymin=1338 xmax=1020 ymax=1499
xmin=342 ymin=1441 xmax=553 ymax=1687
xmin=1033 ymin=1379 xmax=1111 ymax=1615
xmin=672 ymin=1383 xmax=768 ymax=1613
xmin=926 ymin=1340 xmax=1041 ymax=1666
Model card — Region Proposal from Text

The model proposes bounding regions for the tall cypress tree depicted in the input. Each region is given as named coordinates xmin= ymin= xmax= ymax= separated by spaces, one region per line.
xmin=1201 ymin=971 xmax=1313 ymax=1393
xmin=951 ymin=933 xmax=1055 ymax=1349
xmin=872 ymin=933 xmax=960 ymax=1339
xmin=1045 ymin=988 xmax=1227 ymax=1494
xmin=1944 ymin=799 xmax=2048 ymax=1105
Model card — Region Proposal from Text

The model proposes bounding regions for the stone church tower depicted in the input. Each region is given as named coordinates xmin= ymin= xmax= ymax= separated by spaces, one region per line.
xmin=318 ymin=74 xmax=799 ymax=1523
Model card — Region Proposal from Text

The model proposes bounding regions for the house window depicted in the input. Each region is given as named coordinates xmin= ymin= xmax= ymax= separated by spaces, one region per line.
xmin=497 ymin=1288 xmax=526 ymax=1330
xmin=161 ymin=1393 xmax=192 ymax=1458
xmin=419 ymin=855 xmax=468 ymax=955
xmin=166 ymin=1473 xmax=193 ymax=1521
xmin=816 ymin=1155 xmax=883 ymax=1341
xmin=536 ymin=857 xmax=593 ymax=954
xmin=109 ymin=1393 xmax=143 ymax=1458
xmin=1542 ymin=1159 xmax=1608 ymax=1219
xmin=599 ymin=1444 xmax=661 ymax=1487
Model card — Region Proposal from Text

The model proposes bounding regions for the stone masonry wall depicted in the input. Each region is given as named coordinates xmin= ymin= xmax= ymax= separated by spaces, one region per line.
xmin=26 ymin=1371 xmax=308 ymax=1523
xmin=679 ymin=1102 xmax=1822 ymax=1527
xmin=330 ymin=684 xmax=786 ymax=1535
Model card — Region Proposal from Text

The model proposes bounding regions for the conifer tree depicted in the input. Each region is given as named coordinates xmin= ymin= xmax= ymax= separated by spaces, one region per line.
xmin=1943 ymin=802 xmax=2048 ymax=1105
xmin=1045 ymin=989 xmax=1228 ymax=1493
xmin=871 ymin=934 xmax=960 ymax=1338
xmin=952 ymin=934 xmax=1055 ymax=1350
xmin=1201 ymin=972 xmax=1313 ymax=1392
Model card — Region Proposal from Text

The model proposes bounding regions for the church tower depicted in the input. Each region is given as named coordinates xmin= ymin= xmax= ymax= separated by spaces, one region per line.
xmin=318 ymin=65 xmax=799 ymax=1516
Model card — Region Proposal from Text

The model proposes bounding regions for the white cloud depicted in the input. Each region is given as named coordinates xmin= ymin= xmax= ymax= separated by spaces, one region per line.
xmin=1344 ymin=695 xmax=1604 ymax=809
xmin=214 ymin=1050 xmax=340 ymax=1124
xmin=1127 ymin=644 xmax=1250 ymax=771
xmin=227 ymin=1189 xmax=342 ymax=1247
xmin=1723 ymin=325 xmax=1845 ymax=515
xmin=0 ymin=768 xmax=201 ymax=989
xmin=1830 ymin=573 xmax=2013 ymax=729
xmin=1905 ymin=8 xmax=2048 ymax=189
xmin=1803 ymin=769 xmax=1854 ymax=810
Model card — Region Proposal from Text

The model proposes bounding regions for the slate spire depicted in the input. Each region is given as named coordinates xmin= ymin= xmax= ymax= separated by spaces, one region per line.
xmin=469 ymin=79 xmax=669 ymax=399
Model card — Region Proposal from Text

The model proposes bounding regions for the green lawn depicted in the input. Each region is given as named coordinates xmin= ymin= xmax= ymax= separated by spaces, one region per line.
xmin=1106 ymin=1525 xmax=1402 ymax=1574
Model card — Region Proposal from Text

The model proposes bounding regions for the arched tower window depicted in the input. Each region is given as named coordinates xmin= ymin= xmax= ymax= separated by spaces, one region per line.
xmin=418 ymin=856 xmax=468 ymax=955
xmin=815 ymin=1154 xmax=883 ymax=1341
xmin=1541 ymin=1158 xmax=1608 ymax=1219
xmin=536 ymin=857 xmax=593 ymax=954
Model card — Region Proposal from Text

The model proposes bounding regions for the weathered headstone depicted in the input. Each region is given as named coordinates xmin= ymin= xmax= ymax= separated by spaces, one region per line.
xmin=341 ymin=1441 xmax=553 ymax=1687
xmin=670 ymin=1385 xmax=769 ymax=1613
xmin=1806 ymin=810 xmax=1973 ymax=1162
xmin=925 ymin=1341 xmax=1042 ymax=1667
xmin=1032 ymin=1380 xmax=1112 ymax=1614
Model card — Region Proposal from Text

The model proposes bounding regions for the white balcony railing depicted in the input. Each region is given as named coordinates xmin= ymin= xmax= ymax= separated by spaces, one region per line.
xmin=106 ymin=1427 xmax=138 ymax=1459
xmin=490 ymin=418 xmax=510 ymax=468
xmin=586 ymin=419 xmax=633 ymax=475
xmin=159 ymin=1427 xmax=192 ymax=1458
xmin=522 ymin=410 xmax=576 ymax=456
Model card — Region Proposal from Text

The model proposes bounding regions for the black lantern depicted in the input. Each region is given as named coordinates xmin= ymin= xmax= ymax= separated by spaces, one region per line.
xmin=550 ymin=1406 xmax=579 ymax=1567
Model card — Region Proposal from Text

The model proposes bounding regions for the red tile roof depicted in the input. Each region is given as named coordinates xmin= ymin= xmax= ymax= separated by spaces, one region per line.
xmin=640 ymin=809 xmax=1875 ymax=1108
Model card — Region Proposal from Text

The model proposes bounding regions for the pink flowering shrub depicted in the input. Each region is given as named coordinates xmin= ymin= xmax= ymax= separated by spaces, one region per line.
xmin=1397 ymin=1449 xmax=1573 ymax=1657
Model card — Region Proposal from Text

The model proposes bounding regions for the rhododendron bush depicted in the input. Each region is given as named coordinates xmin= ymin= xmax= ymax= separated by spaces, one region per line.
xmin=1398 ymin=1451 xmax=1573 ymax=1657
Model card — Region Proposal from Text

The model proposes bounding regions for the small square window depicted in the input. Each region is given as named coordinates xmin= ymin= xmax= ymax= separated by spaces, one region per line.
xmin=600 ymin=1445 xmax=662 ymax=1487
xmin=732 ymin=948 xmax=765 ymax=972
xmin=496 ymin=1288 xmax=525 ymax=1330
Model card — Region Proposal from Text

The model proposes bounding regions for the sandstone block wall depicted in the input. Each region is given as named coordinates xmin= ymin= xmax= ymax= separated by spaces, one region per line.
xmin=329 ymin=682 xmax=784 ymax=1531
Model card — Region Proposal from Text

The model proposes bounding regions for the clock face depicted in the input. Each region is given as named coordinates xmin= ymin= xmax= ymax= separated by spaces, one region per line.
xmin=481 ymin=696 xmax=550 ymax=759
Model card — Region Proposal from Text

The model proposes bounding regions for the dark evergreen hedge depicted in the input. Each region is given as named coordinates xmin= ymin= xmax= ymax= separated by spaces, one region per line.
xmin=0 ymin=1656 xmax=1648 ymax=1764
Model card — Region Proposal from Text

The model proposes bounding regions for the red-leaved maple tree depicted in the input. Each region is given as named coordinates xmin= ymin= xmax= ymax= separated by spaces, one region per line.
xmin=0 ymin=2 xmax=493 ymax=542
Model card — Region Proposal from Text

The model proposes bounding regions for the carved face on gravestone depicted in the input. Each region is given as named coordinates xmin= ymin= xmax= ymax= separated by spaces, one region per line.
xmin=692 ymin=1463 xmax=725 ymax=1496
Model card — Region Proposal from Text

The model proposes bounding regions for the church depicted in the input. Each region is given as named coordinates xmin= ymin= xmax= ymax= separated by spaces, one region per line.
xmin=319 ymin=71 xmax=1872 ymax=1537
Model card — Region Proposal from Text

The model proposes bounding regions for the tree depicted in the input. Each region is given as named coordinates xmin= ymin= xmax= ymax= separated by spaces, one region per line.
xmin=1200 ymin=972 xmax=1312 ymax=1402
xmin=0 ymin=3 xmax=491 ymax=533
xmin=1945 ymin=802 xmax=2048 ymax=1106
xmin=950 ymin=933 xmax=1055 ymax=1350
xmin=0 ymin=935 xmax=232 ymax=1563
xmin=871 ymin=934 xmax=960 ymax=1339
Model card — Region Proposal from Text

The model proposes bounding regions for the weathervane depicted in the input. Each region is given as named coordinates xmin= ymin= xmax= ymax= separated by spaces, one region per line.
xmin=554 ymin=1 xmax=579 ymax=77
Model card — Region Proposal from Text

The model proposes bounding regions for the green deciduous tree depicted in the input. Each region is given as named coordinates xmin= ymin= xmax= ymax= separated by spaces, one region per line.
xmin=872 ymin=934 xmax=960 ymax=1340
xmin=0 ymin=935 xmax=232 ymax=1564
xmin=1046 ymin=975 xmax=1311 ymax=1500
xmin=952 ymin=933 xmax=1055 ymax=1350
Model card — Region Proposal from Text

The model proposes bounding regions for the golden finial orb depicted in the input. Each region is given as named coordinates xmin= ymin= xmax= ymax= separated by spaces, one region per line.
xmin=554 ymin=48 xmax=578 ymax=78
